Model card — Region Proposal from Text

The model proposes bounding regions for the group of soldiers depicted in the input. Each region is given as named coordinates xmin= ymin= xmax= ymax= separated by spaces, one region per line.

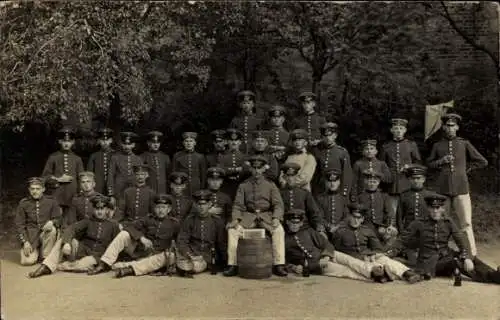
xmin=15 ymin=90 xmax=500 ymax=285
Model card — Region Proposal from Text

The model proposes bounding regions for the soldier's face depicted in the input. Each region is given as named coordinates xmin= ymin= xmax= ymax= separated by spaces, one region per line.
xmin=323 ymin=133 xmax=337 ymax=145
xmin=362 ymin=145 xmax=377 ymax=158
xmin=348 ymin=214 xmax=364 ymax=228
xmin=148 ymin=141 xmax=161 ymax=151
xmin=252 ymin=138 xmax=268 ymax=151
xmin=80 ymin=177 xmax=95 ymax=192
xmin=183 ymin=138 xmax=196 ymax=150
xmin=228 ymin=139 xmax=241 ymax=151
xmin=213 ymin=139 xmax=226 ymax=151
xmin=122 ymin=142 xmax=135 ymax=152
xmin=428 ymin=206 xmax=445 ymax=221
xmin=98 ymin=138 xmax=113 ymax=150
xmin=94 ymin=207 xmax=108 ymax=220
xmin=301 ymin=100 xmax=316 ymax=113
xmin=59 ymin=139 xmax=75 ymax=150
xmin=409 ymin=175 xmax=426 ymax=189
xmin=364 ymin=178 xmax=380 ymax=191
xmin=239 ymin=98 xmax=254 ymax=113
xmin=196 ymin=201 xmax=211 ymax=217
xmin=154 ymin=204 xmax=172 ymax=218
xmin=293 ymin=138 xmax=307 ymax=150
xmin=135 ymin=171 xmax=149 ymax=184
xmin=444 ymin=123 xmax=459 ymax=137
xmin=270 ymin=116 xmax=285 ymax=127
xmin=284 ymin=174 xmax=297 ymax=185
xmin=390 ymin=125 xmax=407 ymax=139
xmin=170 ymin=183 xmax=185 ymax=195
xmin=207 ymin=178 xmax=223 ymax=191
xmin=28 ymin=184 xmax=45 ymax=199
xmin=286 ymin=219 xmax=303 ymax=233
xmin=326 ymin=179 xmax=341 ymax=191
xmin=251 ymin=166 xmax=266 ymax=176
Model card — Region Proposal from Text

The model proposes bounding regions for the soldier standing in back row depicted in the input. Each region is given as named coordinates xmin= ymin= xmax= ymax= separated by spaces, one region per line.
xmin=107 ymin=132 xmax=143 ymax=201
xmin=229 ymin=90 xmax=263 ymax=154
xmin=87 ymin=128 xmax=115 ymax=196
xmin=141 ymin=131 xmax=171 ymax=194
xmin=42 ymin=127 xmax=84 ymax=219
xmin=267 ymin=105 xmax=290 ymax=163
xmin=172 ymin=132 xmax=207 ymax=197
xmin=219 ymin=129 xmax=246 ymax=199
xmin=426 ymin=113 xmax=488 ymax=257
xmin=380 ymin=118 xmax=421 ymax=220
xmin=291 ymin=92 xmax=326 ymax=147
xmin=206 ymin=129 xmax=227 ymax=168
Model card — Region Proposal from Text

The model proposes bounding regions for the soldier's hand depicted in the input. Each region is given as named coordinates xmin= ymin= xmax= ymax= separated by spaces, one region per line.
xmin=42 ymin=220 xmax=54 ymax=232
xmin=208 ymin=206 xmax=223 ymax=215
xmin=235 ymin=166 xmax=243 ymax=172
xmin=464 ymin=258 xmax=475 ymax=273
xmin=377 ymin=227 xmax=386 ymax=235
xmin=271 ymin=218 xmax=281 ymax=229
xmin=59 ymin=174 xmax=73 ymax=183
xmin=62 ymin=243 xmax=72 ymax=256
xmin=329 ymin=225 xmax=339 ymax=234
xmin=22 ymin=241 xmax=33 ymax=256
xmin=140 ymin=237 xmax=153 ymax=250
xmin=226 ymin=220 xmax=239 ymax=229
xmin=386 ymin=226 xmax=398 ymax=237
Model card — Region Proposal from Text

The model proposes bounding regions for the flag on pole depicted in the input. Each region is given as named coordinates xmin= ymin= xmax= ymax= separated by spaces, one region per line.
xmin=424 ymin=100 xmax=454 ymax=141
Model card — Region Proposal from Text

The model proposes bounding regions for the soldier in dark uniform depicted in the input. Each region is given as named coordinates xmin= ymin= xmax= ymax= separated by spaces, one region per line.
xmin=115 ymin=164 xmax=156 ymax=226
xmin=219 ymin=129 xmax=246 ymax=199
xmin=312 ymin=122 xmax=352 ymax=197
xmin=401 ymin=193 xmax=500 ymax=284
xmin=380 ymin=118 xmax=422 ymax=221
xmin=66 ymin=172 xmax=99 ymax=226
xmin=15 ymin=177 xmax=61 ymax=266
xmin=168 ymin=172 xmax=193 ymax=220
xmin=291 ymin=92 xmax=326 ymax=147
xmin=426 ymin=113 xmax=488 ymax=257
xmin=279 ymin=162 xmax=324 ymax=234
xmin=176 ymin=189 xmax=227 ymax=277
xmin=87 ymin=128 xmax=115 ymax=196
xmin=206 ymin=167 xmax=232 ymax=223
xmin=284 ymin=208 xmax=384 ymax=281
xmin=229 ymin=90 xmax=263 ymax=154
xmin=246 ymin=130 xmax=280 ymax=183
xmin=267 ymin=105 xmax=290 ymax=163
xmin=172 ymin=131 xmax=207 ymax=197
xmin=108 ymin=132 xmax=143 ymax=201
xmin=206 ymin=129 xmax=227 ymax=168
xmin=315 ymin=169 xmax=348 ymax=240
xmin=223 ymin=155 xmax=288 ymax=277
xmin=350 ymin=139 xmax=392 ymax=202
xmin=332 ymin=203 xmax=421 ymax=283
xmin=88 ymin=194 xmax=180 ymax=277
xmin=42 ymin=127 xmax=84 ymax=220
xmin=28 ymin=194 xmax=120 ymax=277
xmin=141 ymin=131 xmax=171 ymax=194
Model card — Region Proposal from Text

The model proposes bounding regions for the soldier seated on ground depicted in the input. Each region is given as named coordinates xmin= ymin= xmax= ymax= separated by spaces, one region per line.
xmin=401 ymin=193 xmax=500 ymax=284
xmin=284 ymin=208 xmax=386 ymax=282
xmin=88 ymin=194 xmax=180 ymax=278
xmin=15 ymin=177 xmax=61 ymax=267
xmin=28 ymin=194 xmax=120 ymax=277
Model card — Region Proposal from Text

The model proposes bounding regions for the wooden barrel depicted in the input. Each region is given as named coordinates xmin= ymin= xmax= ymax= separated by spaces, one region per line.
xmin=237 ymin=238 xmax=273 ymax=279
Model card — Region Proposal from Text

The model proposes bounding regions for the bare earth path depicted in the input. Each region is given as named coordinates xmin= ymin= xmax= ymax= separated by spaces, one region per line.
xmin=2 ymin=242 xmax=500 ymax=319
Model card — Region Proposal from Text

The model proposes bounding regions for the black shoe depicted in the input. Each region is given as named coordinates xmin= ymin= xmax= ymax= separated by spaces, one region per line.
xmin=273 ymin=265 xmax=288 ymax=277
xmin=28 ymin=264 xmax=51 ymax=278
xmin=422 ymin=273 xmax=432 ymax=281
xmin=223 ymin=265 xmax=238 ymax=277
xmin=114 ymin=266 xmax=135 ymax=278
xmin=176 ymin=267 xmax=194 ymax=278
xmin=402 ymin=270 xmax=421 ymax=284
xmin=87 ymin=261 xmax=111 ymax=275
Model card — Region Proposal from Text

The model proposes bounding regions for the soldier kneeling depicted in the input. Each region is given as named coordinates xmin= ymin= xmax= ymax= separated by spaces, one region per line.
xmin=88 ymin=194 xmax=180 ymax=277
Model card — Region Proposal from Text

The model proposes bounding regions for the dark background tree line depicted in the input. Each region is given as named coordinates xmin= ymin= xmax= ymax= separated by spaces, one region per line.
xmin=0 ymin=1 xmax=498 ymax=213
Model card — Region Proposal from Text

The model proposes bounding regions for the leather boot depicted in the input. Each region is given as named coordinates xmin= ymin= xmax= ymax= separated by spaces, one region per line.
xmin=87 ymin=261 xmax=111 ymax=275
xmin=402 ymin=270 xmax=421 ymax=284
xmin=273 ymin=265 xmax=288 ymax=277
xmin=114 ymin=266 xmax=135 ymax=278
xmin=176 ymin=267 xmax=194 ymax=278
xmin=223 ymin=265 xmax=238 ymax=277
xmin=28 ymin=264 xmax=51 ymax=278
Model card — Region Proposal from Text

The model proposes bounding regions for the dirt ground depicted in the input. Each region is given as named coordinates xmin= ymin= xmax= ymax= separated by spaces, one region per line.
xmin=2 ymin=242 xmax=500 ymax=320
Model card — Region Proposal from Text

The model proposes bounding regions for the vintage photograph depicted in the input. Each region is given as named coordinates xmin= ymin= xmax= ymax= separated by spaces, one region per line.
xmin=0 ymin=1 xmax=499 ymax=319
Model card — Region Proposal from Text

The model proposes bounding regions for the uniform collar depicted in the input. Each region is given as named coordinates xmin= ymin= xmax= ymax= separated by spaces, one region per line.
xmin=393 ymin=138 xmax=405 ymax=142
xmin=327 ymin=190 xmax=339 ymax=195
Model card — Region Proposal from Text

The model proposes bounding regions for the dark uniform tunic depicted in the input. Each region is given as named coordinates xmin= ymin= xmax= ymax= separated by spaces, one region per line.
xmin=268 ymin=128 xmax=290 ymax=162
xmin=206 ymin=151 xmax=226 ymax=168
xmin=285 ymin=227 xmax=336 ymax=274
xmin=171 ymin=195 xmax=193 ymax=221
xmin=351 ymin=158 xmax=392 ymax=201
xmin=62 ymin=217 xmax=121 ymax=259
xmin=67 ymin=191 xmax=98 ymax=226
xmin=280 ymin=186 xmax=323 ymax=230
xmin=312 ymin=143 xmax=352 ymax=196
xmin=172 ymin=150 xmax=207 ymax=197
xmin=316 ymin=191 xmax=347 ymax=232
xmin=427 ymin=137 xmax=488 ymax=196
xmin=357 ymin=191 xmax=394 ymax=229
xmin=380 ymin=139 xmax=421 ymax=195
xmin=116 ymin=184 xmax=156 ymax=223
xmin=209 ymin=190 xmax=233 ymax=223
xmin=397 ymin=189 xmax=432 ymax=232
xmin=219 ymin=150 xmax=247 ymax=198
xmin=141 ymin=151 xmax=171 ymax=194
xmin=87 ymin=149 xmax=115 ymax=195
xmin=125 ymin=215 xmax=180 ymax=254
xmin=177 ymin=214 xmax=227 ymax=263
xmin=42 ymin=151 xmax=84 ymax=207
xmin=291 ymin=112 xmax=326 ymax=144
xmin=332 ymin=224 xmax=384 ymax=260
xmin=15 ymin=196 xmax=61 ymax=247
xmin=107 ymin=151 xmax=144 ymax=199
xmin=229 ymin=114 xmax=263 ymax=153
